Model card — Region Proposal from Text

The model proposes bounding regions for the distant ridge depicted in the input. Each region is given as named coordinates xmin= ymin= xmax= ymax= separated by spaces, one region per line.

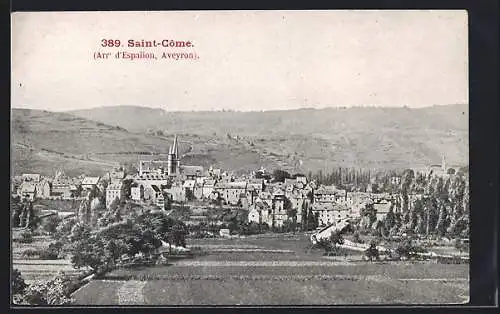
xmin=11 ymin=104 xmax=468 ymax=176
xmin=67 ymin=104 xmax=468 ymax=135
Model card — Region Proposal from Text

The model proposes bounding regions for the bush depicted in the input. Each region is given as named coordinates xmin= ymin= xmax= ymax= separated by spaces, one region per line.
xmin=48 ymin=241 xmax=64 ymax=255
xmin=364 ymin=241 xmax=380 ymax=261
xmin=395 ymin=240 xmax=427 ymax=260
xmin=323 ymin=247 xmax=350 ymax=257
xmin=39 ymin=251 xmax=59 ymax=260
xmin=21 ymin=249 xmax=40 ymax=258
xmin=17 ymin=275 xmax=73 ymax=305
xmin=15 ymin=231 xmax=34 ymax=244
xmin=353 ymin=232 xmax=364 ymax=244
xmin=42 ymin=215 xmax=63 ymax=235
xmin=12 ymin=269 xmax=27 ymax=295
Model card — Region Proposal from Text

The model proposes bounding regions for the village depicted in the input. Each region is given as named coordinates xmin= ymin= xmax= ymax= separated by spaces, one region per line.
xmin=11 ymin=135 xmax=470 ymax=306
xmin=12 ymin=135 xmax=459 ymax=233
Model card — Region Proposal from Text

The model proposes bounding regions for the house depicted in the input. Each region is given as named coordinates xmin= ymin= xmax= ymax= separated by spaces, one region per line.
xmin=202 ymin=179 xmax=216 ymax=199
xmin=248 ymin=207 xmax=261 ymax=224
xmin=219 ymin=228 xmax=231 ymax=237
xmin=252 ymin=201 xmax=272 ymax=226
xmin=18 ymin=182 xmax=37 ymax=201
xmin=135 ymin=173 xmax=170 ymax=187
xmin=22 ymin=173 xmax=41 ymax=183
xmin=245 ymin=186 xmax=258 ymax=206
xmin=180 ymin=166 xmax=204 ymax=180
xmin=284 ymin=178 xmax=297 ymax=188
xmin=296 ymin=175 xmax=307 ymax=185
xmin=374 ymin=200 xmax=392 ymax=221
xmin=238 ymin=194 xmax=249 ymax=209
xmin=313 ymin=201 xmax=352 ymax=227
xmin=390 ymin=176 xmax=402 ymax=185
xmin=109 ymin=170 xmax=126 ymax=185
xmin=289 ymin=189 xmax=307 ymax=212
xmin=156 ymin=193 xmax=165 ymax=208
xmin=193 ymin=178 xmax=205 ymax=200
xmin=247 ymin=178 xmax=265 ymax=193
xmin=143 ymin=185 xmax=163 ymax=204
xmin=271 ymin=188 xmax=288 ymax=228
xmin=208 ymin=167 xmax=222 ymax=179
xmin=35 ymin=180 xmax=51 ymax=199
xmin=51 ymin=179 xmax=80 ymax=199
xmin=165 ymin=184 xmax=186 ymax=203
xmin=313 ymin=185 xmax=339 ymax=203
xmin=138 ymin=160 xmax=170 ymax=176
xmin=258 ymin=190 xmax=273 ymax=208
xmin=215 ymin=181 xmax=247 ymax=205
xmin=131 ymin=185 xmax=144 ymax=201
xmin=106 ymin=182 xmax=124 ymax=209
xmin=183 ymin=179 xmax=196 ymax=190
xmin=183 ymin=179 xmax=197 ymax=201
xmin=81 ymin=176 xmax=101 ymax=192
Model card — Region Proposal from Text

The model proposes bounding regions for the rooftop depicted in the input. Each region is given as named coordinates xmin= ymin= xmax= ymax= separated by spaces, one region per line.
xmin=81 ymin=177 xmax=100 ymax=185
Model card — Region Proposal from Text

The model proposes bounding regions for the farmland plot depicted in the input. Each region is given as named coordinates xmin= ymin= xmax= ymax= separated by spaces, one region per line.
xmin=12 ymin=235 xmax=85 ymax=283
xmin=73 ymin=235 xmax=468 ymax=305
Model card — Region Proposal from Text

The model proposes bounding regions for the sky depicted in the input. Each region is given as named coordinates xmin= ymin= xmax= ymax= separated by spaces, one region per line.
xmin=11 ymin=10 xmax=468 ymax=112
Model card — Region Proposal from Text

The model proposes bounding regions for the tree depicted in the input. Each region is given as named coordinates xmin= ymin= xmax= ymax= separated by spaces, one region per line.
xmin=353 ymin=231 xmax=363 ymax=243
xmin=11 ymin=195 xmax=22 ymax=227
xmin=185 ymin=189 xmax=195 ymax=201
xmin=383 ymin=208 xmax=396 ymax=232
xmin=454 ymin=239 xmax=469 ymax=254
xmin=54 ymin=218 xmax=77 ymax=241
xmin=42 ymin=215 xmax=63 ymax=235
xmin=164 ymin=194 xmax=172 ymax=211
xmin=365 ymin=240 xmax=380 ymax=261
xmin=109 ymin=197 xmax=120 ymax=212
xmin=12 ymin=269 xmax=27 ymax=295
xmin=316 ymin=231 xmax=345 ymax=254
xmin=395 ymin=240 xmax=426 ymax=260
xmin=272 ymin=169 xmax=291 ymax=183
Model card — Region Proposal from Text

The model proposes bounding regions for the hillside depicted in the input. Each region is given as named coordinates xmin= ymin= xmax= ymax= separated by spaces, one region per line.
xmin=11 ymin=105 xmax=468 ymax=177
xmin=11 ymin=109 xmax=176 ymax=176
xmin=70 ymin=104 xmax=468 ymax=168
xmin=70 ymin=104 xmax=468 ymax=136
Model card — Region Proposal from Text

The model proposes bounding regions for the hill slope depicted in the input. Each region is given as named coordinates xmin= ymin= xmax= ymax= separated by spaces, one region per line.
xmin=69 ymin=104 xmax=468 ymax=137
xmin=11 ymin=105 xmax=468 ymax=176
xmin=11 ymin=109 xmax=177 ymax=176
xmin=69 ymin=104 xmax=469 ymax=168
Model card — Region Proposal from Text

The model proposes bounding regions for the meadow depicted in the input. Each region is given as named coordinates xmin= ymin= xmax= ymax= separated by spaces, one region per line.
xmin=72 ymin=235 xmax=469 ymax=305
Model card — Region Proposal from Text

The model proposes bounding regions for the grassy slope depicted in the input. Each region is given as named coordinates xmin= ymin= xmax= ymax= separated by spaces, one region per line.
xmin=11 ymin=104 xmax=468 ymax=176
xmin=11 ymin=109 xmax=173 ymax=176
xmin=70 ymin=104 xmax=468 ymax=170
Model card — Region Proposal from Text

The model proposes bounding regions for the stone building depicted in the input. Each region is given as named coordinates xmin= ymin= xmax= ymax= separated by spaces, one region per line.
xmin=215 ymin=181 xmax=247 ymax=205
xmin=106 ymin=182 xmax=124 ymax=209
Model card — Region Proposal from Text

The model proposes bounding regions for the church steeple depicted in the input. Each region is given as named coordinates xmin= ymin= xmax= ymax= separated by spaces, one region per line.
xmin=167 ymin=135 xmax=180 ymax=176
xmin=172 ymin=135 xmax=179 ymax=159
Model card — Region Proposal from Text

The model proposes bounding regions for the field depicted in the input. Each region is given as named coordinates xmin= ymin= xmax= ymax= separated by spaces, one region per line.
xmin=12 ymin=233 xmax=84 ymax=283
xmin=72 ymin=234 xmax=469 ymax=305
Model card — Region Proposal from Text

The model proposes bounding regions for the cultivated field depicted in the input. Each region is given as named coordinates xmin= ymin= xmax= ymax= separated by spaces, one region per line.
xmin=72 ymin=234 xmax=469 ymax=305
xmin=12 ymin=233 xmax=84 ymax=283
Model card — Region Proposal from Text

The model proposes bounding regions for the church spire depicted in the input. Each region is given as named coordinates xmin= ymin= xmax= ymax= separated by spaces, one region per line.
xmin=173 ymin=135 xmax=179 ymax=159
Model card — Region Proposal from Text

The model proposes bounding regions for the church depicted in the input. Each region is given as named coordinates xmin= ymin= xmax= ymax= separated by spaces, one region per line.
xmin=137 ymin=135 xmax=203 ymax=178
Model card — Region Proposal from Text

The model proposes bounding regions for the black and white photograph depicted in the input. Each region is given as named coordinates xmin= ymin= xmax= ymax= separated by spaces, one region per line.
xmin=10 ymin=10 xmax=469 ymax=305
